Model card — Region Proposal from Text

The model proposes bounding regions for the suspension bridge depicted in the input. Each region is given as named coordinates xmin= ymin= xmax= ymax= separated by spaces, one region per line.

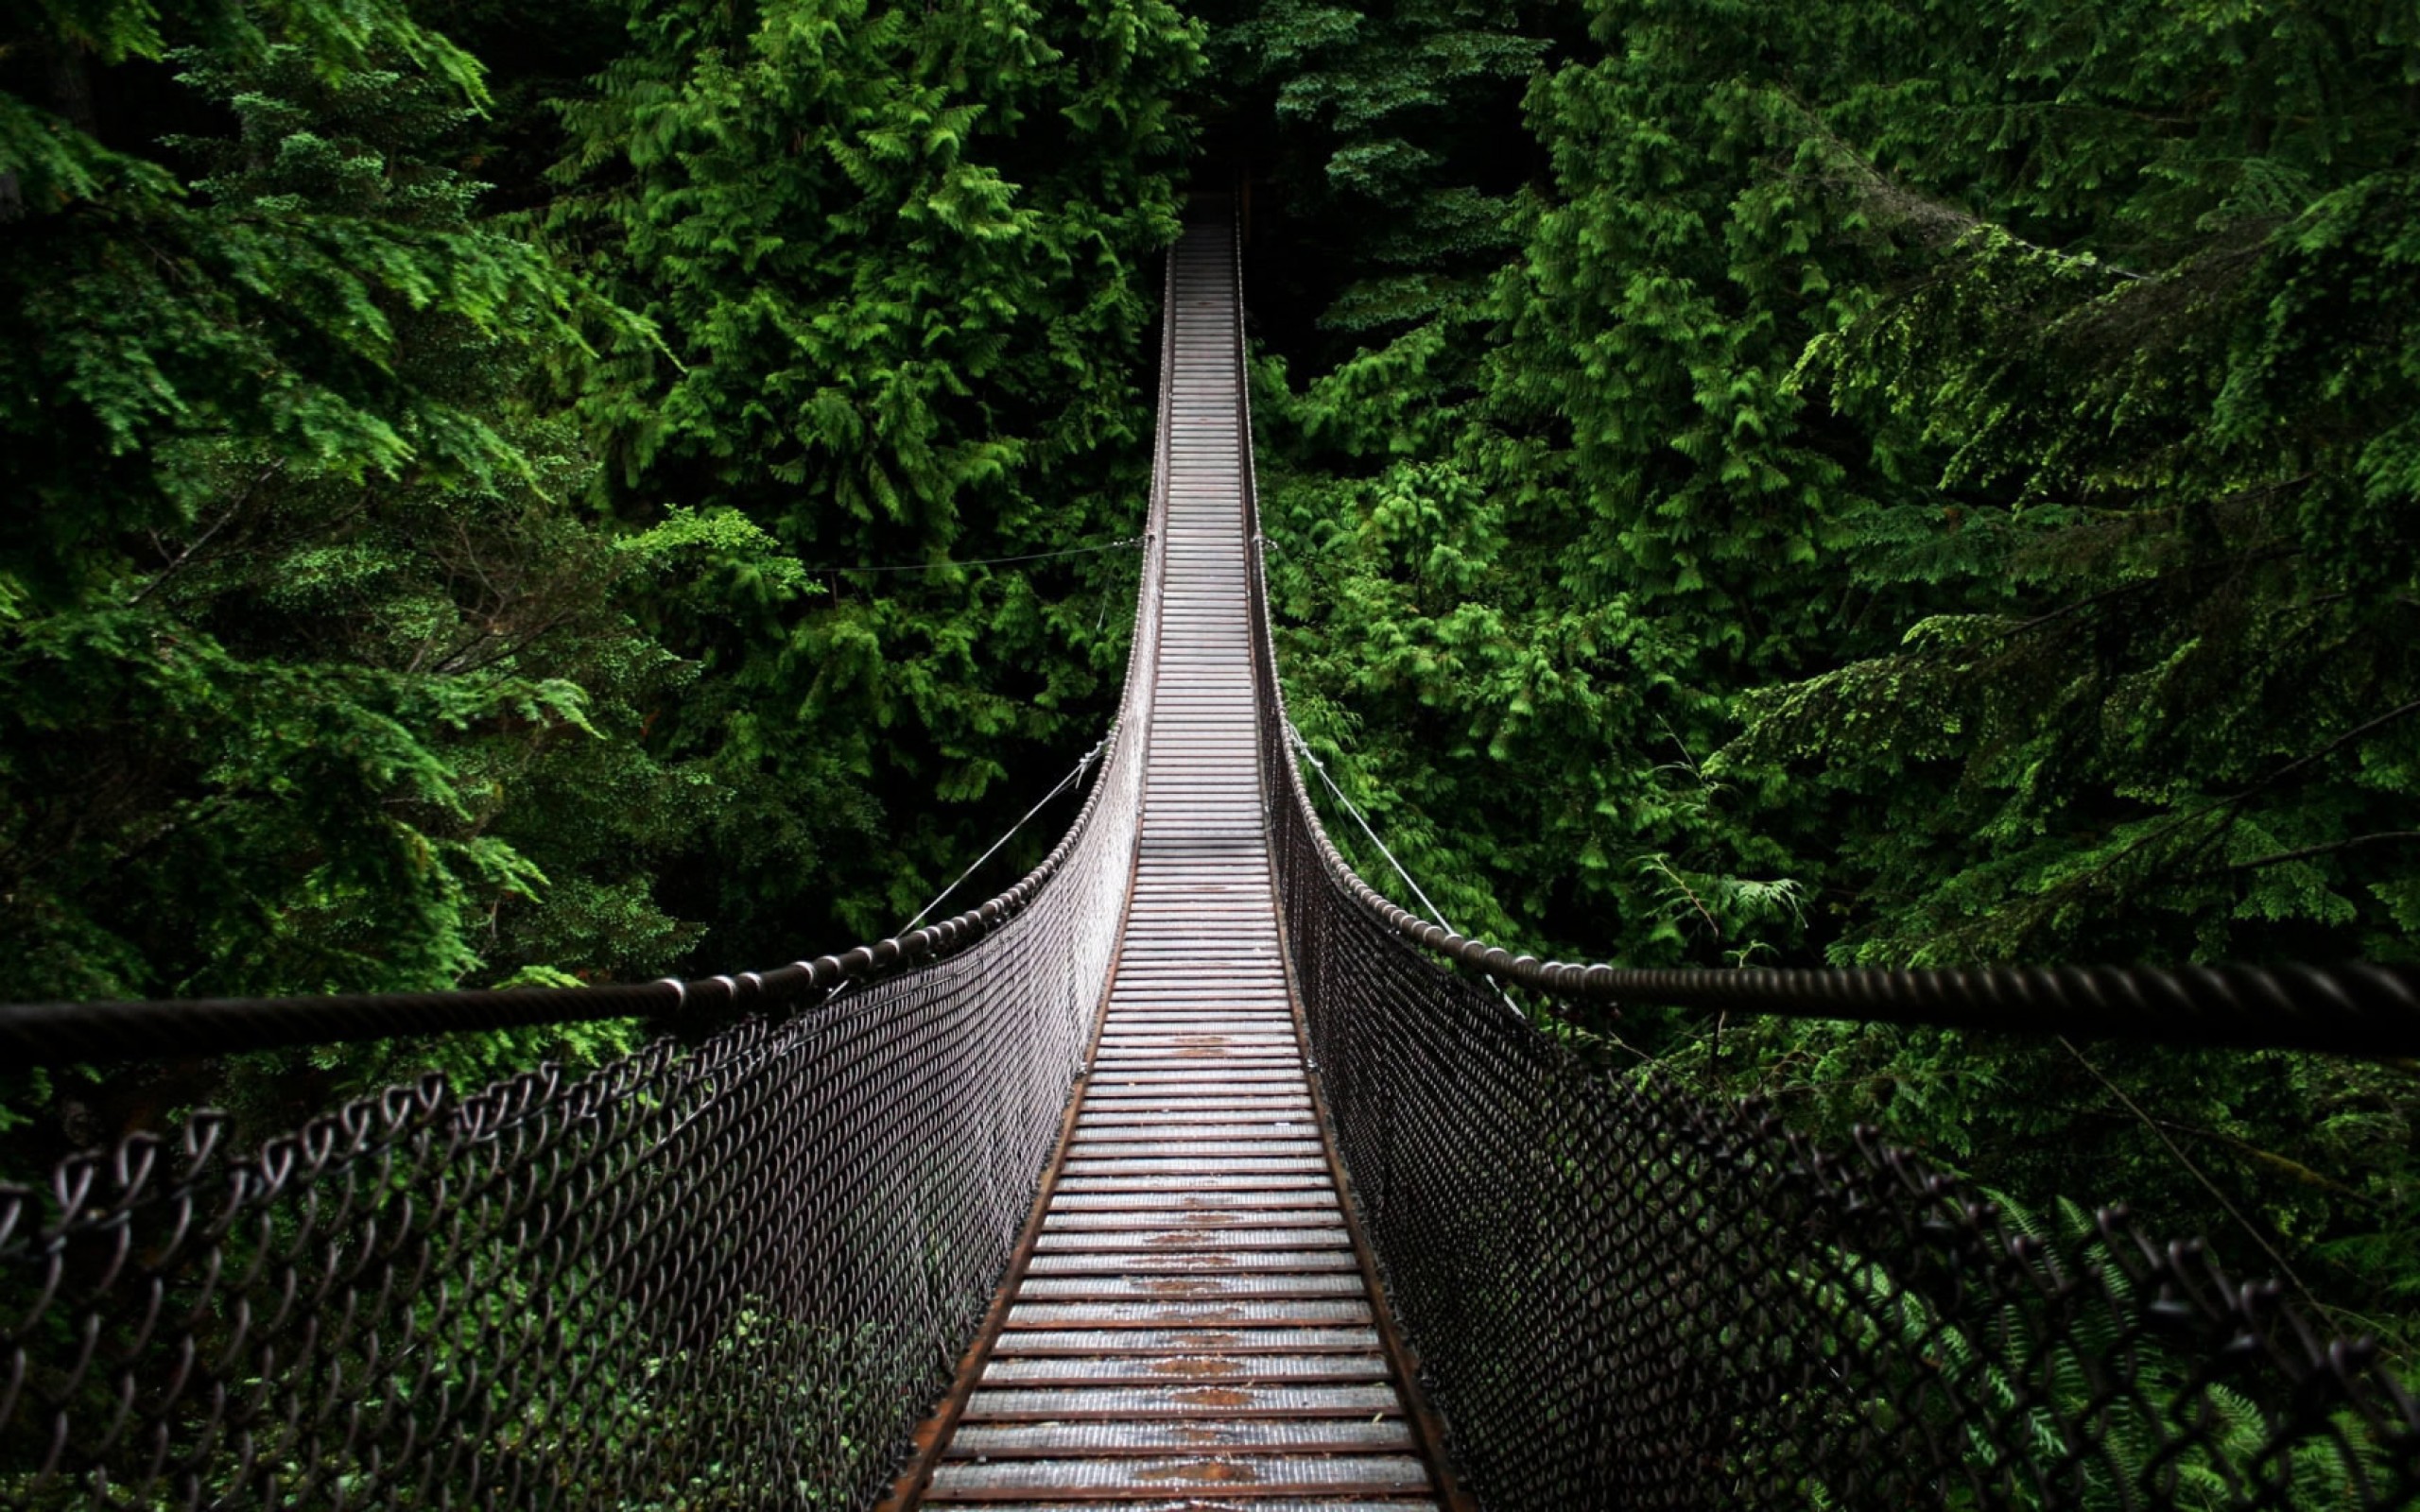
xmin=4 ymin=200 xmax=2419 ymax=1511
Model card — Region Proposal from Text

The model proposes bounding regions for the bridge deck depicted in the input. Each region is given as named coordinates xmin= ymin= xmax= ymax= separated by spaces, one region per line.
xmin=902 ymin=220 xmax=1446 ymax=1507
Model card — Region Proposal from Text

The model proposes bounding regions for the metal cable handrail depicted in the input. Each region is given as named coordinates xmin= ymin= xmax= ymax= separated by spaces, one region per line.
xmin=1264 ymin=670 xmax=2420 ymax=1055
xmin=0 ymin=651 xmax=1147 ymax=1070
xmin=0 ymin=716 xmax=1140 ymax=1067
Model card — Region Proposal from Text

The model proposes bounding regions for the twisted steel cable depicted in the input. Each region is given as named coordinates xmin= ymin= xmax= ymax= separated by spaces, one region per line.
xmin=0 ymin=741 xmax=1118 ymax=1068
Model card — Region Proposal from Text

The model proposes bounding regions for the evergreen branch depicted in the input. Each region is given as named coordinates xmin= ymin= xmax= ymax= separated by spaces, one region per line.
xmin=1775 ymin=88 xmax=2151 ymax=279
xmin=2218 ymin=697 xmax=2420 ymax=812
xmin=2149 ymin=1118 xmax=2376 ymax=1205
xmin=804 ymin=537 xmax=1142 ymax=576
xmin=2056 ymin=1036 xmax=2330 ymax=1322
xmin=126 ymin=466 xmax=281 ymax=607
xmin=1939 ymin=696 xmax=2420 ymax=954
xmin=1982 ymin=538 xmax=2302 ymax=647
xmin=2225 ymin=832 xmax=2420 ymax=873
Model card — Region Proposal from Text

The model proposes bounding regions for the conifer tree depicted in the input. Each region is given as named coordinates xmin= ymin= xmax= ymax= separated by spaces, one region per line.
xmin=557 ymin=0 xmax=1203 ymax=951
xmin=0 ymin=6 xmax=698 ymax=1018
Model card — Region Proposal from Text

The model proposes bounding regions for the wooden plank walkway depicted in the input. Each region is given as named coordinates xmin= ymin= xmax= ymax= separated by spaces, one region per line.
xmin=897 ymin=216 xmax=1450 ymax=1508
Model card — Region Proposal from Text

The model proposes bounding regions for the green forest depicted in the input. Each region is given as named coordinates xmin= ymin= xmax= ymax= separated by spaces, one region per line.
xmin=4 ymin=0 xmax=2415 ymax=1368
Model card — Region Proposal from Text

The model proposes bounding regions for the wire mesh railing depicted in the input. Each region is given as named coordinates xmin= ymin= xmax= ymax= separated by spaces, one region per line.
xmin=0 ymin=240 xmax=1178 ymax=1512
xmin=1218 ymin=206 xmax=2420 ymax=1503
xmin=1261 ymin=825 xmax=2420 ymax=1508
xmin=2 ymin=948 xmax=1092 ymax=1511
xmin=0 ymin=749 xmax=1138 ymax=1512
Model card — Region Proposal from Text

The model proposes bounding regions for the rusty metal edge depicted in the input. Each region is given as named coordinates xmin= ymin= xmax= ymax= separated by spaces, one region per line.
xmin=925 ymin=1486 xmax=1437 ymax=1506
xmin=875 ymin=823 xmax=1142 ymax=1512
xmin=1273 ymin=949 xmax=1482 ymax=1512
xmin=1222 ymin=194 xmax=1480 ymax=1512
xmin=1259 ymin=812 xmax=1478 ymax=1505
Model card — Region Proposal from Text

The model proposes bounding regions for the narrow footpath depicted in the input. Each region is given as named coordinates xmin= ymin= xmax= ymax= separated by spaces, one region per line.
xmin=893 ymin=213 xmax=1451 ymax=1509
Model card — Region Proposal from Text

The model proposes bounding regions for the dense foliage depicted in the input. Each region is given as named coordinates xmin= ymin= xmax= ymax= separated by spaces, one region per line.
xmin=3 ymin=0 xmax=2411 ymax=1366
xmin=554 ymin=0 xmax=1199 ymax=955
xmin=1238 ymin=0 xmax=2420 ymax=1353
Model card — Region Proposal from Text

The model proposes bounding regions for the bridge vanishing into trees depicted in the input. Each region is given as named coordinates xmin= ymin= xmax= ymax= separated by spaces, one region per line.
xmin=4 ymin=201 xmax=2418 ymax=1512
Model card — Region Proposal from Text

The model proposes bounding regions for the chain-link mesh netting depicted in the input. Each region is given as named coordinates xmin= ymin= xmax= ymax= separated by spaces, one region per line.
xmin=1267 ymin=818 xmax=2420 ymax=1507
xmin=0 ymin=773 xmax=1151 ymax=1511
xmin=3 ymin=945 xmax=1092 ymax=1510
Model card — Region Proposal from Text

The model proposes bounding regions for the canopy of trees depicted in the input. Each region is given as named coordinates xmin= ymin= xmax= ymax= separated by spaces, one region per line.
xmin=3 ymin=0 xmax=2412 ymax=1360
